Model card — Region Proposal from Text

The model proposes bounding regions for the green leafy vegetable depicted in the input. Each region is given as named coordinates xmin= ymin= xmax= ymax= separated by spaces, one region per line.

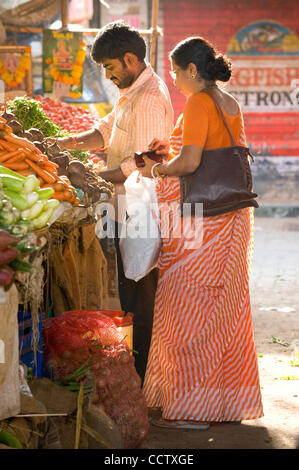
xmin=7 ymin=96 xmax=62 ymax=137
xmin=68 ymin=149 xmax=91 ymax=163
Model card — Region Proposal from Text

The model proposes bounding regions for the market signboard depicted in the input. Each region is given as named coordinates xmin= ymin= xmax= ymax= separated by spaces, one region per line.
xmin=226 ymin=21 xmax=299 ymax=112
xmin=42 ymin=29 xmax=86 ymax=100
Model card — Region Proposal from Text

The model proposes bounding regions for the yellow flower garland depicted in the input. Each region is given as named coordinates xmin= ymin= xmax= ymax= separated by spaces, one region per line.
xmin=46 ymin=42 xmax=86 ymax=98
xmin=0 ymin=46 xmax=31 ymax=88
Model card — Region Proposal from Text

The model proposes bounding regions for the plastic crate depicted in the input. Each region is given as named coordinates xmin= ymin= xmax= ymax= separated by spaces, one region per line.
xmin=18 ymin=306 xmax=32 ymax=323
xmin=18 ymin=311 xmax=45 ymax=378
xmin=18 ymin=314 xmax=44 ymax=356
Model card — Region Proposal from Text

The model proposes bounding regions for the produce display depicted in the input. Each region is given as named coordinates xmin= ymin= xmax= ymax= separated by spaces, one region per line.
xmin=43 ymin=311 xmax=149 ymax=449
xmin=5 ymin=96 xmax=61 ymax=138
xmin=0 ymin=116 xmax=80 ymax=205
xmin=33 ymin=96 xmax=107 ymax=169
xmin=34 ymin=95 xmax=98 ymax=135
xmin=0 ymin=164 xmax=59 ymax=231
xmin=0 ymin=157 xmax=61 ymax=289
xmin=1 ymin=98 xmax=113 ymax=206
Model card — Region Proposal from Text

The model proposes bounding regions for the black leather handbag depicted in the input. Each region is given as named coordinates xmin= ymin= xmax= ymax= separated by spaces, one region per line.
xmin=180 ymin=90 xmax=259 ymax=217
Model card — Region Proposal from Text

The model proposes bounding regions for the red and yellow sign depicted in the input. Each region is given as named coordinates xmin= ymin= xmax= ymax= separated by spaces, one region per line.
xmin=226 ymin=21 xmax=299 ymax=112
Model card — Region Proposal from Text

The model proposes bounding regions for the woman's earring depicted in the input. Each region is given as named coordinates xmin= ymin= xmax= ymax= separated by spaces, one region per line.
xmin=192 ymin=74 xmax=196 ymax=79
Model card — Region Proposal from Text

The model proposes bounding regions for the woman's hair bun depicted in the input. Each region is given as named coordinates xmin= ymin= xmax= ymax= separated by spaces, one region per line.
xmin=206 ymin=54 xmax=232 ymax=82
xmin=170 ymin=37 xmax=233 ymax=83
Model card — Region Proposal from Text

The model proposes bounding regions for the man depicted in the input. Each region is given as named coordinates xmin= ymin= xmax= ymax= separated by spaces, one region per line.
xmin=57 ymin=21 xmax=174 ymax=383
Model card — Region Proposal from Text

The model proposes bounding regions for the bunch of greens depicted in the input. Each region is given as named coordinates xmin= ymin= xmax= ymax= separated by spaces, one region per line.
xmin=68 ymin=149 xmax=91 ymax=164
xmin=54 ymin=359 xmax=92 ymax=394
xmin=7 ymin=96 xmax=62 ymax=137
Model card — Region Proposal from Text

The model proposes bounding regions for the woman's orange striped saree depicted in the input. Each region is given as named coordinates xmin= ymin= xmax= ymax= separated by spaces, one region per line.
xmin=142 ymin=106 xmax=263 ymax=422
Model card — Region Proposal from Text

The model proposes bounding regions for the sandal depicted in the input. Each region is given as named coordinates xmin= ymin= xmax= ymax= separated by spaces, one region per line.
xmin=152 ymin=418 xmax=210 ymax=430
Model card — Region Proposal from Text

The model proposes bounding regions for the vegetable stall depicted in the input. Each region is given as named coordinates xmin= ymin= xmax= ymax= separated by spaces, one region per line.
xmin=0 ymin=0 xmax=162 ymax=450
xmin=0 ymin=92 xmax=148 ymax=450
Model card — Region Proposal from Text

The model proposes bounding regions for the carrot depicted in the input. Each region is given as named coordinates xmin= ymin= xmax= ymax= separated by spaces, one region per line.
xmin=0 ymin=149 xmax=22 ymax=163
xmin=58 ymin=175 xmax=71 ymax=183
xmin=73 ymin=197 xmax=80 ymax=206
xmin=66 ymin=191 xmax=76 ymax=204
xmin=0 ymin=117 xmax=7 ymax=123
xmin=17 ymin=169 xmax=34 ymax=177
xmin=51 ymin=192 xmax=67 ymax=201
xmin=6 ymin=153 xmax=25 ymax=164
xmin=4 ymin=161 xmax=29 ymax=170
xmin=44 ymin=160 xmax=59 ymax=169
xmin=22 ymin=147 xmax=43 ymax=162
xmin=0 ymin=140 xmax=18 ymax=152
xmin=53 ymin=182 xmax=66 ymax=192
xmin=1 ymin=124 xmax=12 ymax=134
xmin=4 ymin=134 xmax=37 ymax=152
xmin=41 ymin=161 xmax=59 ymax=172
xmin=25 ymin=158 xmax=57 ymax=184
xmin=37 ymin=176 xmax=45 ymax=185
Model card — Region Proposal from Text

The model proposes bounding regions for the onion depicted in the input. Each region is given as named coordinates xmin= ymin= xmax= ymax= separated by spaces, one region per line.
xmin=129 ymin=376 xmax=141 ymax=390
xmin=67 ymin=159 xmax=86 ymax=175
xmin=118 ymin=350 xmax=131 ymax=365
xmin=8 ymin=120 xmax=23 ymax=135
xmin=109 ymin=390 xmax=121 ymax=401
xmin=61 ymin=350 xmax=72 ymax=359
xmin=29 ymin=127 xmax=44 ymax=141
xmin=96 ymin=377 xmax=106 ymax=389
xmin=1 ymin=110 xmax=15 ymax=121
xmin=33 ymin=141 xmax=46 ymax=152
xmin=97 ymin=388 xmax=108 ymax=400
xmin=98 ymin=367 xmax=111 ymax=378
xmin=103 ymin=397 xmax=114 ymax=414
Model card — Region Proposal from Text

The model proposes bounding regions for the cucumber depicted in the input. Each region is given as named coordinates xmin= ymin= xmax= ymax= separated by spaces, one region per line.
xmin=0 ymin=429 xmax=23 ymax=449
xmin=0 ymin=175 xmax=24 ymax=193
xmin=0 ymin=164 xmax=26 ymax=180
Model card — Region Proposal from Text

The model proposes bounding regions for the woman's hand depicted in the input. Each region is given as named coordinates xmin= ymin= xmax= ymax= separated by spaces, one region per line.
xmin=138 ymin=155 xmax=157 ymax=178
xmin=148 ymin=138 xmax=169 ymax=157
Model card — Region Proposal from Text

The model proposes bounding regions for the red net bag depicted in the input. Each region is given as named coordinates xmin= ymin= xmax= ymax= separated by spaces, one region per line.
xmin=43 ymin=311 xmax=149 ymax=449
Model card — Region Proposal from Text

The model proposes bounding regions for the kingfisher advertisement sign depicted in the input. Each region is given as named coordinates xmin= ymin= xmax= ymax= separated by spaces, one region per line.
xmin=226 ymin=21 xmax=299 ymax=112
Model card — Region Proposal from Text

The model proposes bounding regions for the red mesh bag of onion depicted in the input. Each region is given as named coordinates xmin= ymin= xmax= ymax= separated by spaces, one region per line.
xmin=43 ymin=310 xmax=149 ymax=448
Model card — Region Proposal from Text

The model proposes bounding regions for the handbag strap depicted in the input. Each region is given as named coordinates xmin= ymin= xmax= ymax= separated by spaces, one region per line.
xmin=202 ymin=88 xmax=237 ymax=147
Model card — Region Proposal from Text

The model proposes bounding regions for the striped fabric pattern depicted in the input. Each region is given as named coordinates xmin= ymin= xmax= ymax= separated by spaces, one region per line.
xmin=142 ymin=113 xmax=263 ymax=422
xmin=97 ymin=64 xmax=174 ymax=166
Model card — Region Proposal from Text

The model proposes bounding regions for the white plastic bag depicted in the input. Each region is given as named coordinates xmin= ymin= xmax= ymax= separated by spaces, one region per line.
xmin=119 ymin=171 xmax=161 ymax=282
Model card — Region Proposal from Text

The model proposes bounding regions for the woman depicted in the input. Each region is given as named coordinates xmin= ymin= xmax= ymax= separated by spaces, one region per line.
xmin=139 ymin=37 xmax=264 ymax=429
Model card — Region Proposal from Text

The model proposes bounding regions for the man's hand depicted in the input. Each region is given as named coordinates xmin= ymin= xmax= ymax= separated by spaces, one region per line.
xmin=98 ymin=166 xmax=126 ymax=184
xmin=46 ymin=128 xmax=105 ymax=152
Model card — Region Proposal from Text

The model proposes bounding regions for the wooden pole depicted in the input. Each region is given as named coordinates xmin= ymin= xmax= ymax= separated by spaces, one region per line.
xmin=3 ymin=26 xmax=155 ymax=37
xmin=150 ymin=0 xmax=159 ymax=71
xmin=61 ymin=0 xmax=69 ymax=30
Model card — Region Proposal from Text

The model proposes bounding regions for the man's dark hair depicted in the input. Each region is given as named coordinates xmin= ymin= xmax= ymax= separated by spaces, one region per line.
xmin=91 ymin=21 xmax=146 ymax=63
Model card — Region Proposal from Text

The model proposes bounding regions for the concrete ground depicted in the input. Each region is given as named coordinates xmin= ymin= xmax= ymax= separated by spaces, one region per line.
xmin=141 ymin=216 xmax=299 ymax=450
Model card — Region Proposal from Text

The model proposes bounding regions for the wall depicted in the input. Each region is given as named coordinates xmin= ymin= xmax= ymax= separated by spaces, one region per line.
xmin=160 ymin=0 xmax=299 ymax=156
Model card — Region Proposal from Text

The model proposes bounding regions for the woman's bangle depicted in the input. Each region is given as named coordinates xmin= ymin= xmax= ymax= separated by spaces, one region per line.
xmin=151 ymin=163 xmax=165 ymax=179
